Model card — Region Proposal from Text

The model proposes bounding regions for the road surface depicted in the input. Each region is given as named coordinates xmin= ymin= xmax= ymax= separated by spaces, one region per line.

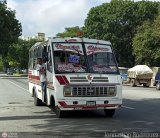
xmin=0 ymin=78 xmax=160 ymax=138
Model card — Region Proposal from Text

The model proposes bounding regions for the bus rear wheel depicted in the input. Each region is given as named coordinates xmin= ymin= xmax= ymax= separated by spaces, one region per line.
xmin=34 ymin=92 xmax=42 ymax=106
xmin=104 ymin=109 xmax=115 ymax=117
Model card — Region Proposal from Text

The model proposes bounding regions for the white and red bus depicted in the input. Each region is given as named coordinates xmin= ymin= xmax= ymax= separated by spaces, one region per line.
xmin=28 ymin=37 xmax=122 ymax=118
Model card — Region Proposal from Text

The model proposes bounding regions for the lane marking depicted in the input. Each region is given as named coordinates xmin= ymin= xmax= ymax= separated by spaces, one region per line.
xmin=122 ymin=105 xmax=135 ymax=110
xmin=8 ymin=80 xmax=29 ymax=92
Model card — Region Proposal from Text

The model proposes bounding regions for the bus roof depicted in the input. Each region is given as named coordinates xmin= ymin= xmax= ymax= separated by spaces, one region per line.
xmin=29 ymin=37 xmax=112 ymax=51
xmin=47 ymin=37 xmax=111 ymax=45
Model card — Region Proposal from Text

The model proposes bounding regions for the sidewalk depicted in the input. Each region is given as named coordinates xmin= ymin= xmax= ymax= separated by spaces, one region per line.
xmin=0 ymin=73 xmax=28 ymax=79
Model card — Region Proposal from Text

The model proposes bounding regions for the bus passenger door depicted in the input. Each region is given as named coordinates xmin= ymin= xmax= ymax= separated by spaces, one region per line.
xmin=46 ymin=45 xmax=53 ymax=105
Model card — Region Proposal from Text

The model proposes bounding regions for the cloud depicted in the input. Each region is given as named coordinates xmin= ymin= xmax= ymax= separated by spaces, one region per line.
xmin=7 ymin=0 xmax=108 ymax=37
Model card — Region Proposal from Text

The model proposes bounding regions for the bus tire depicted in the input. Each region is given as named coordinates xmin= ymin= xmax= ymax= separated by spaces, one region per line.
xmin=55 ymin=107 xmax=64 ymax=118
xmin=34 ymin=92 xmax=42 ymax=106
xmin=49 ymin=96 xmax=55 ymax=110
xmin=104 ymin=109 xmax=115 ymax=117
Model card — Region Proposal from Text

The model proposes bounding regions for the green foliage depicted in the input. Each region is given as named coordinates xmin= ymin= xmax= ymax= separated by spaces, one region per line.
xmin=133 ymin=16 xmax=160 ymax=66
xmin=7 ymin=38 xmax=39 ymax=69
xmin=0 ymin=2 xmax=22 ymax=58
xmin=56 ymin=26 xmax=83 ymax=37
xmin=84 ymin=0 xmax=160 ymax=67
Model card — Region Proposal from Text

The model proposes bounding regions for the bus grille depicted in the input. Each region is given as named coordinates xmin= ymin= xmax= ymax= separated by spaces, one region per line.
xmin=72 ymin=86 xmax=111 ymax=97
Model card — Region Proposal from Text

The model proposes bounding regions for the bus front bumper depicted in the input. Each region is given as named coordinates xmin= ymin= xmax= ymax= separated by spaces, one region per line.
xmin=57 ymin=99 xmax=122 ymax=111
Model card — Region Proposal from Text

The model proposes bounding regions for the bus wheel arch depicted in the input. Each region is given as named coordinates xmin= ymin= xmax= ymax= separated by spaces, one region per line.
xmin=33 ymin=88 xmax=42 ymax=106
xmin=32 ymin=87 xmax=36 ymax=97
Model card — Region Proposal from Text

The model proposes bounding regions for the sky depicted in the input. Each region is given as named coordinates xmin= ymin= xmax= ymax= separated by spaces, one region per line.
xmin=7 ymin=0 xmax=160 ymax=38
xmin=7 ymin=0 xmax=109 ymax=38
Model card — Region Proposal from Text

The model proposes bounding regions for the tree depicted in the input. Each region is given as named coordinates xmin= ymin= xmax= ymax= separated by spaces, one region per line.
xmin=84 ymin=0 xmax=160 ymax=67
xmin=56 ymin=26 xmax=83 ymax=37
xmin=7 ymin=38 xmax=38 ymax=70
xmin=133 ymin=16 xmax=160 ymax=66
xmin=0 ymin=2 xmax=22 ymax=67
xmin=0 ymin=57 xmax=3 ymax=71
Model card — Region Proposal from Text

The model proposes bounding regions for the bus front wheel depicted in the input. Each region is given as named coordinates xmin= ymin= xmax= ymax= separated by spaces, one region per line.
xmin=55 ymin=107 xmax=65 ymax=118
xmin=104 ymin=109 xmax=115 ymax=117
xmin=49 ymin=96 xmax=55 ymax=111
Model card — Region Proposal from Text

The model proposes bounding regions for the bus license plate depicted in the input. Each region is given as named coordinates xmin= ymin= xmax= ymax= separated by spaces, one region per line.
xmin=86 ymin=101 xmax=96 ymax=106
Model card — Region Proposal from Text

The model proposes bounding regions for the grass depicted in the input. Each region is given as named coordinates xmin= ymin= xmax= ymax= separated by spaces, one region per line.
xmin=13 ymin=73 xmax=28 ymax=77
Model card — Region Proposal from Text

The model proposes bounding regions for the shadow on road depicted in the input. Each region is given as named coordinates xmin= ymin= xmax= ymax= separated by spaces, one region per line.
xmin=29 ymin=98 xmax=160 ymax=133
xmin=1 ymin=98 xmax=160 ymax=137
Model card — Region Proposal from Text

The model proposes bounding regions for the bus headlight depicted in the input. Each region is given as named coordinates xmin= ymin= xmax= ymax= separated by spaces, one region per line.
xmin=63 ymin=86 xmax=72 ymax=96
xmin=108 ymin=87 xmax=116 ymax=96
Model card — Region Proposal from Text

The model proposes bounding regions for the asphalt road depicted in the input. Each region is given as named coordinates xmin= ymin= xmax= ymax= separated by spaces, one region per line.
xmin=0 ymin=78 xmax=160 ymax=138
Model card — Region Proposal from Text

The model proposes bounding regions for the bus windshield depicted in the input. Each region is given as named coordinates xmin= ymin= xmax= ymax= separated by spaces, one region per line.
xmin=53 ymin=43 xmax=87 ymax=73
xmin=53 ymin=42 xmax=118 ymax=74
xmin=85 ymin=43 xmax=118 ymax=73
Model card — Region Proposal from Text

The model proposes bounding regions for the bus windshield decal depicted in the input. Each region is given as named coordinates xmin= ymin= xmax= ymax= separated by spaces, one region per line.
xmin=69 ymin=54 xmax=80 ymax=64
xmin=93 ymin=65 xmax=117 ymax=72
xmin=86 ymin=44 xmax=112 ymax=55
xmin=57 ymin=63 xmax=86 ymax=72
xmin=55 ymin=43 xmax=82 ymax=54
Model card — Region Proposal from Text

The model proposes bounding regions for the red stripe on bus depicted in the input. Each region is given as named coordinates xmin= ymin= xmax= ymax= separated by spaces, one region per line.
xmin=57 ymin=101 xmax=121 ymax=108
xmin=29 ymin=79 xmax=40 ymax=85
xmin=58 ymin=101 xmax=67 ymax=106
xmin=28 ymin=75 xmax=40 ymax=80
xmin=56 ymin=76 xmax=66 ymax=85
xmin=62 ymin=76 xmax=69 ymax=84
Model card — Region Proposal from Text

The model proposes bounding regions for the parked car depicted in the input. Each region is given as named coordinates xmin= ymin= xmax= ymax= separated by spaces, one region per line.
xmin=118 ymin=67 xmax=128 ymax=82
xmin=7 ymin=69 xmax=13 ymax=75
xmin=154 ymin=72 xmax=160 ymax=90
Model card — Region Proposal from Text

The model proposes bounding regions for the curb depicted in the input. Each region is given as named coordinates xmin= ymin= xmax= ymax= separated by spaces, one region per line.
xmin=0 ymin=76 xmax=28 ymax=79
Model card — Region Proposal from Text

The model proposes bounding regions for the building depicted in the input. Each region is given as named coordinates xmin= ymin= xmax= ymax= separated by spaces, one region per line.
xmin=19 ymin=33 xmax=46 ymax=41
xmin=35 ymin=32 xmax=45 ymax=41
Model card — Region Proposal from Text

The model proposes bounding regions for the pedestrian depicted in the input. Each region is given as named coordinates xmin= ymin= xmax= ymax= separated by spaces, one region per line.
xmin=37 ymin=58 xmax=47 ymax=103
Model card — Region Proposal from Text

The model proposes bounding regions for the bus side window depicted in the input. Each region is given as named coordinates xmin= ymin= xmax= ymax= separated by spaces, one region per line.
xmin=42 ymin=46 xmax=48 ymax=62
xmin=108 ymin=53 xmax=115 ymax=65
xmin=33 ymin=48 xmax=38 ymax=69
xmin=37 ymin=46 xmax=42 ymax=58
xmin=28 ymin=51 xmax=32 ymax=69
xmin=30 ymin=50 xmax=34 ymax=69
xmin=47 ymin=46 xmax=52 ymax=72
